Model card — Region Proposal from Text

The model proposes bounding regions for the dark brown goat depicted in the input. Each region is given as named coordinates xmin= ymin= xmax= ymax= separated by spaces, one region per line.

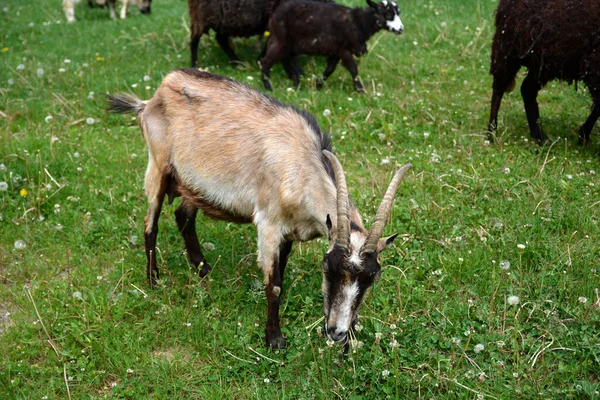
xmin=488 ymin=0 xmax=600 ymax=144
xmin=260 ymin=0 xmax=404 ymax=92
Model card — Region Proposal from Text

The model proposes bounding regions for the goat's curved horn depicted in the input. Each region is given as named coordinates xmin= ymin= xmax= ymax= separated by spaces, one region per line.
xmin=361 ymin=164 xmax=412 ymax=254
xmin=323 ymin=150 xmax=350 ymax=250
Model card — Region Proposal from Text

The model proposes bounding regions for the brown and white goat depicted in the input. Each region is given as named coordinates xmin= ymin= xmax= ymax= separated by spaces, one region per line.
xmin=63 ymin=0 xmax=151 ymax=23
xmin=107 ymin=68 xmax=411 ymax=349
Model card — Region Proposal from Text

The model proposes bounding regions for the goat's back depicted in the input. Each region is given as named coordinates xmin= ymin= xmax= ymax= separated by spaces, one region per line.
xmin=142 ymin=69 xmax=334 ymax=221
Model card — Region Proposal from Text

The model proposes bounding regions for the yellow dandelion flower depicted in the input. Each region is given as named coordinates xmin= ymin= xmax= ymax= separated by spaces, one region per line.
xmin=2 ymin=47 xmax=8 ymax=52
xmin=20 ymin=188 xmax=28 ymax=196
xmin=96 ymin=56 xmax=103 ymax=61
xmin=264 ymin=31 xmax=270 ymax=37
xmin=441 ymin=68 xmax=447 ymax=73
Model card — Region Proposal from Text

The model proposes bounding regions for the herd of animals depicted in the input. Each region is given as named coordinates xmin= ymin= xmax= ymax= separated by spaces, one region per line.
xmin=63 ymin=0 xmax=600 ymax=349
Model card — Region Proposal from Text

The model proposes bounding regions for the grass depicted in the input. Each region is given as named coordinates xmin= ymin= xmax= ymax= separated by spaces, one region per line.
xmin=1 ymin=0 xmax=600 ymax=398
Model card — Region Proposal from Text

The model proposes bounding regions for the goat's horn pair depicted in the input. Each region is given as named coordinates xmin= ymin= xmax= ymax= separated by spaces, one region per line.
xmin=361 ymin=163 xmax=412 ymax=254
xmin=323 ymin=150 xmax=351 ymax=250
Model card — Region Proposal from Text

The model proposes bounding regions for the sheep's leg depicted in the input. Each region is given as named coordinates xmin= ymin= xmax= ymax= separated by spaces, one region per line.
xmin=175 ymin=203 xmax=211 ymax=277
xmin=144 ymin=164 xmax=168 ymax=288
xmin=578 ymin=102 xmax=600 ymax=144
xmin=216 ymin=33 xmax=241 ymax=63
xmin=316 ymin=56 xmax=340 ymax=89
xmin=282 ymin=58 xmax=300 ymax=87
xmin=488 ymin=65 xmax=519 ymax=142
xmin=521 ymin=73 xmax=546 ymax=144
xmin=340 ymin=52 xmax=364 ymax=92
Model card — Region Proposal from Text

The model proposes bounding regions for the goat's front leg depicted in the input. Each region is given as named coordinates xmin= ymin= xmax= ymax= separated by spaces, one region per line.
xmin=108 ymin=0 xmax=117 ymax=19
xmin=579 ymin=102 xmax=600 ymax=144
xmin=317 ymin=55 xmax=340 ymax=89
xmin=340 ymin=52 xmax=364 ymax=92
xmin=175 ymin=202 xmax=211 ymax=277
xmin=257 ymin=219 xmax=292 ymax=348
xmin=119 ymin=0 xmax=128 ymax=19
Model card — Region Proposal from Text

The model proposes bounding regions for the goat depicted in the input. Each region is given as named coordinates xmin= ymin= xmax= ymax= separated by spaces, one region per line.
xmin=186 ymin=0 xmax=331 ymax=67
xmin=63 ymin=0 xmax=151 ymax=22
xmin=260 ymin=0 xmax=404 ymax=92
xmin=488 ymin=0 xmax=600 ymax=144
xmin=107 ymin=68 xmax=411 ymax=348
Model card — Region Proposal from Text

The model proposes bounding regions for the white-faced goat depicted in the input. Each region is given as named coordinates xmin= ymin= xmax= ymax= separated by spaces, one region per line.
xmin=107 ymin=69 xmax=411 ymax=349
xmin=63 ymin=0 xmax=151 ymax=23
xmin=260 ymin=0 xmax=404 ymax=92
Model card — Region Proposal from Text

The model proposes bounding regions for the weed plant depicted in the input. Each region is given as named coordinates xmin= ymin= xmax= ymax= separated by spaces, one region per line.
xmin=1 ymin=0 xmax=599 ymax=398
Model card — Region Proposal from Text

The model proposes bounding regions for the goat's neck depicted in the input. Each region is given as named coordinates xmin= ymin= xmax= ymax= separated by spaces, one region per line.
xmin=353 ymin=8 xmax=383 ymax=41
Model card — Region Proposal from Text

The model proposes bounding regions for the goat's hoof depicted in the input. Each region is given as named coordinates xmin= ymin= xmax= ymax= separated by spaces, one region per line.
xmin=266 ymin=334 xmax=287 ymax=349
xmin=263 ymin=81 xmax=273 ymax=91
xmin=356 ymin=86 xmax=366 ymax=93
xmin=578 ymin=128 xmax=591 ymax=145
xmin=316 ymin=79 xmax=324 ymax=90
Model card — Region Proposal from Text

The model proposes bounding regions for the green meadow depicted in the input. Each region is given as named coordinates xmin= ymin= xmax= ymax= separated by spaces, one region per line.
xmin=1 ymin=0 xmax=599 ymax=398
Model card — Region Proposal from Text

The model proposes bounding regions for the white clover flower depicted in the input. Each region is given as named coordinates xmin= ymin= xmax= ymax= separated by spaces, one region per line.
xmin=97 ymin=275 xmax=103 ymax=281
xmin=378 ymin=133 xmax=386 ymax=140
xmin=0 ymin=182 xmax=8 ymax=191
xmin=72 ymin=291 xmax=83 ymax=300
xmin=37 ymin=68 xmax=44 ymax=77
xmin=512 ymin=372 xmax=519 ymax=378
xmin=129 ymin=235 xmax=138 ymax=245
xmin=323 ymin=109 xmax=331 ymax=117
xmin=16 ymin=64 xmax=25 ymax=70
xmin=287 ymin=87 xmax=294 ymax=92
xmin=264 ymin=378 xmax=270 ymax=383
xmin=246 ymin=76 xmax=254 ymax=81
xmin=497 ymin=340 xmax=505 ymax=348
xmin=578 ymin=296 xmax=588 ymax=304
xmin=441 ymin=21 xmax=447 ymax=28
xmin=566 ymin=174 xmax=573 ymax=180
xmin=64 ymin=59 xmax=71 ymax=64
xmin=143 ymin=75 xmax=151 ymax=81
xmin=380 ymin=158 xmax=390 ymax=165
xmin=145 ymin=86 xmax=151 ymax=90
xmin=390 ymin=323 xmax=397 ymax=330
xmin=423 ymin=132 xmax=430 ymax=139
xmin=88 ymin=91 xmax=95 ymax=100
xmin=185 ymin=322 xmax=192 ymax=327
xmin=86 ymin=117 xmax=95 ymax=125
xmin=413 ymin=41 xmax=418 ymax=46
xmin=127 ymin=368 xmax=134 ymax=373
xmin=203 ymin=242 xmax=215 ymax=251
xmin=381 ymin=369 xmax=390 ymax=377
xmin=474 ymin=343 xmax=484 ymax=354
xmin=347 ymin=97 xmax=353 ymax=101
xmin=131 ymin=83 xmax=138 ymax=88
xmin=504 ymin=167 xmax=510 ymax=174
xmin=354 ymin=323 xmax=363 ymax=332
xmin=45 ymin=115 xmax=53 ymax=123
xmin=517 ymin=244 xmax=526 ymax=251
xmin=500 ymin=260 xmax=510 ymax=270
xmin=58 ymin=68 xmax=66 ymax=73
xmin=507 ymin=295 xmax=520 ymax=306
xmin=326 ymin=338 xmax=335 ymax=347
xmin=14 ymin=239 xmax=26 ymax=250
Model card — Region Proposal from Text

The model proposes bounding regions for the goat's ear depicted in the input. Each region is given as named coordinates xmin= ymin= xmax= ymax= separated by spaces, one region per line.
xmin=366 ymin=0 xmax=378 ymax=9
xmin=376 ymin=233 xmax=398 ymax=253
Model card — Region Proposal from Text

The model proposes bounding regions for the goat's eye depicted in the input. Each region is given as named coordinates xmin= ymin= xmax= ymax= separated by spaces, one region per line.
xmin=386 ymin=12 xmax=394 ymax=19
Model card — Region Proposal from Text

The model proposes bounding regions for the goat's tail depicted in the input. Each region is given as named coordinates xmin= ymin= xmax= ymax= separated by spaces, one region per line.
xmin=106 ymin=93 xmax=146 ymax=115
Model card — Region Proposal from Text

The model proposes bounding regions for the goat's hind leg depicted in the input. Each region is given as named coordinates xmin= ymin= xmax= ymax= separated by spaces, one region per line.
xmin=144 ymin=163 xmax=168 ymax=288
xmin=340 ymin=52 xmax=363 ymax=92
xmin=282 ymin=57 xmax=300 ymax=88
xmin=175 ymin=201 xmax=211 ymax=277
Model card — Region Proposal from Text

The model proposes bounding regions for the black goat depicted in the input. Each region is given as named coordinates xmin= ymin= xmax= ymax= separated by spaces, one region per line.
xmin=488 ymin=0 xmax=600 ymax=144
xmin=260 ymin=0 xmax=404 ymax=92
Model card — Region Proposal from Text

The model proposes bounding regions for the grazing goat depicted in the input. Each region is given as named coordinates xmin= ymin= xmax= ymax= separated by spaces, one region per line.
xmin=63 ymin=0 xmax=151 ymax=22
xmin=187 ymin=0 xmax=330 ymax=67
xmin=488 ymin=0 xmax=600 ymax=144
xmin=107 ymin=69 xmax=411 ymax=349
xmin=260 ymin=0 xmax=404 ymax=92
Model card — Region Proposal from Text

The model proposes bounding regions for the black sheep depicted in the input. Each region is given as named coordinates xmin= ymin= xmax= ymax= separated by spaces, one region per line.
xmin=259 ymin=0 xmax=404 ymax=92
xmin=488 ymin=0 xmax=600 ymax=144
xmin=187 ymin=0 xmax=330 ymax=66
